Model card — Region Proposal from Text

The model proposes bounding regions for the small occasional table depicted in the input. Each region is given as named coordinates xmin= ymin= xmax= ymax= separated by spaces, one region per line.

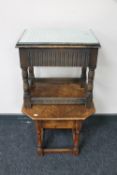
xmin=16 ymin=29 xmax=100 ymax=155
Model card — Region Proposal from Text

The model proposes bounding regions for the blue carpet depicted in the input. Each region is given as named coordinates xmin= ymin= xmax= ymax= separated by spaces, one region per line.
xmin=0 ymin=115 xmax=117 ymax=175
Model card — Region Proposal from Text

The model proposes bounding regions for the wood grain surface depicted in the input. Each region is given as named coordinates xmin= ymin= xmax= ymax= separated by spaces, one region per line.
xmin=22 ymin=103 xmax=95 ymax=120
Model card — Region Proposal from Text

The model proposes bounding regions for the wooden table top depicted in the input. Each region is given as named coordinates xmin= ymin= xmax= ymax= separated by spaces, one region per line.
xmin=22 ymin=104 xmax=95 ymax=121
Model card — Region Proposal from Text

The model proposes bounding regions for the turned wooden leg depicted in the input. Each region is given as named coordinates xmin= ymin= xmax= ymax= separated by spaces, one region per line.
xmin=21 ymin=66 xmax=31 ymax=108
xmin=73 ymin=121 xmax=82 ymax=156
xmin=35 ymin=121 xmax=43 ymax=156
xmin=81 ymin=67 xmax=86 ymax=88
xmin=86 ymin=67 xmax=95 ymax=108
xmin=29 ymin=66 xmax=34 ymax=87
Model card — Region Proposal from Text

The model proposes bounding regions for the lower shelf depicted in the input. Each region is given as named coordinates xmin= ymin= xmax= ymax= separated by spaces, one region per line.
xmin=29 ymin=79 xmax=87 ymax=105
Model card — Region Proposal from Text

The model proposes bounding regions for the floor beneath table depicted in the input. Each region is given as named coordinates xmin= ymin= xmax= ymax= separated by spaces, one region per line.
xmin=0 ymin=115 xmax=117 ymax=175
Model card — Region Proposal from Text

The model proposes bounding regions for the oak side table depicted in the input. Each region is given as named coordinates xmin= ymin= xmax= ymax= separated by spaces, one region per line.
xmin=16 ymin=29 xmax=100 ymax=155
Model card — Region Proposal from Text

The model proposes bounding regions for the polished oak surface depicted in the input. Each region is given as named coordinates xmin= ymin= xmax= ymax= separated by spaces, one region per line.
xmin=22 ymin=104 xmax=95 ymax=121
xmin=30 ymin=80 xmax=85 ymax=98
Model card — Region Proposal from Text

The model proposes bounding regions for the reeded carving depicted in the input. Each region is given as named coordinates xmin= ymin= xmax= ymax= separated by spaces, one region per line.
xmin=28 ymin=48 xmax=90 ymax=66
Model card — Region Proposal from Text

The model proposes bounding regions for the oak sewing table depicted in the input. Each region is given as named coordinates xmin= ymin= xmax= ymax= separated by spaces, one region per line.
xmin=16 ymin=29 xmax=100 ymax=155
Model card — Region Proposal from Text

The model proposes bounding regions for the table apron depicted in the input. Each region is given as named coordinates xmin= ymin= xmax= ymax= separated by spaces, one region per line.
xmin=31 ymin=97 xmax=86 ymax=105
xmin=20 ymin=48 xmax=91 ymax=67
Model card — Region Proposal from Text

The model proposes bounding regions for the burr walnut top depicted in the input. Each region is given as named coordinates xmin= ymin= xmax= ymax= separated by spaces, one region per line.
xmin=16 ymin=29 xmax=100 ymax=48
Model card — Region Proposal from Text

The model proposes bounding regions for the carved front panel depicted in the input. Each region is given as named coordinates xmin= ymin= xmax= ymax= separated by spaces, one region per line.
xmin=27 ymin=48 xmax=90 ymax=67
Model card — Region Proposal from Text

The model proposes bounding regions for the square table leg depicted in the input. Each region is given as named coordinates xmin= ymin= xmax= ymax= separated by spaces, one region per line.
xmin=35 ymin=121 xmax=44 ymax=156
xmin=72 ymin=121 xmax=82 ymax=155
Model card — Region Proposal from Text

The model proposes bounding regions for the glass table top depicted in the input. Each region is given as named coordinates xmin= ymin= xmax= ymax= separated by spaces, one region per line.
xmin=17 ymin=29 xmax=100 ymax=47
